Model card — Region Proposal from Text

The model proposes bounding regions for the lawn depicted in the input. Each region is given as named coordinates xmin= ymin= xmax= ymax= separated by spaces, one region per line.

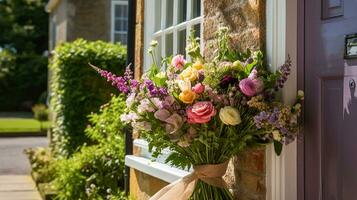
xmin=0 ymin=118 xmax=50 ymax=133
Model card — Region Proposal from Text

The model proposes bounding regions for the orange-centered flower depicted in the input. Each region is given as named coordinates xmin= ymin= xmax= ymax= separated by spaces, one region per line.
xmin=179 ymin=90 xmax=196 ymax=104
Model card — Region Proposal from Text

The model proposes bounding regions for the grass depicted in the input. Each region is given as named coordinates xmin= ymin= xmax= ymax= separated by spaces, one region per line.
xmin=0 ymin=118 xmax=50 ymax=133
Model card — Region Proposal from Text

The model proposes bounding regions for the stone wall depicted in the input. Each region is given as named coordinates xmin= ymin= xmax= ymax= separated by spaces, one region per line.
xmin=203 ymin=0 xmax=266 ymax=199
xmin=203 ymin=0 xmax=266 ymax=60
xmin=49 ymin=0 xmax=111 ymax=47
xmin=67 ymin=0 xmax=111 ymax=42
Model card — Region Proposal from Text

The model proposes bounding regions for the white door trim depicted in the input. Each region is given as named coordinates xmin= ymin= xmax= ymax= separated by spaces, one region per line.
xmin=266 ymin=0 xmax=298 ymax=199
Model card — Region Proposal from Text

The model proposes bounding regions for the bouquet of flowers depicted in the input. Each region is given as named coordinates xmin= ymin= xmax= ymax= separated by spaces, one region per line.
xmin=92 ymin=27 xmax=303 ymax=200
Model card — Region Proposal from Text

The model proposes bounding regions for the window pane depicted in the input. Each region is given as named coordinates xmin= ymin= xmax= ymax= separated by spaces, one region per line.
xmin=165 ymin=33 xmax=173 ymax=56
xmin=115 ymin=4 xmax=128 ymax=18
xmin=115 ymin=19 xmax=128 ymax=31
xmin=192 ymin=0 xmax=201 ymax=19
xmin=178 ymin=0 xmax=187 ymax=23
xmin=178 ymin=29 xmax=186 ymax=55
xmin=193 ymin=23 xmax=201 ymax=38
xmin=166 ymin=0 xmax=174 ymax=27
xmin=115 ymin=33 xmax=127 ymax=45
xmin=154 ymin=0 xmax=162 ymax=31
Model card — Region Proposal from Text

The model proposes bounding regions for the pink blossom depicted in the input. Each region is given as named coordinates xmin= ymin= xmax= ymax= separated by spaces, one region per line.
xmin=239 ymin=78 xmax=257 ymax=97
xmin=164 ymin=114 xmax=184 ymax=134
xmin=252 ymin=78 xmax=264 ymax=93
xmin=239 ymin=76 xmax=264 ymax=97
xmin=154 ymin=109 xmax=171 ymax=121
xmin=187 ymin=101 xmax=216 ymax=124
xmin=171 ymin=55 xmax=186 ymax=70
xmin=248 ymin=68 xmax=258 ymax=79
xmin=192 ymin=83 xmax=205 ymax=94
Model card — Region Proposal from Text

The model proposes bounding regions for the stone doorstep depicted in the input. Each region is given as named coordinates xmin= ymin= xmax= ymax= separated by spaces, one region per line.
xmin=0 ymin=176 xmax=41 ymax=200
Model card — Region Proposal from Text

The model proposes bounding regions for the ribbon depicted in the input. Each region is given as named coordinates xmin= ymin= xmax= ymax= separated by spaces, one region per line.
xmin=149 ymin=161 xmax=229 ymax=200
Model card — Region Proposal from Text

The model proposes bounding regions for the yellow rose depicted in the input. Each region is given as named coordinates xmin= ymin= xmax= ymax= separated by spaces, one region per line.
xmin=179 ymin=67 xmax=198 ymax=81
xmin=179 ymin=90 xmax=196 ymax=104
xmin=219 ymin=106 xmax=241 ymax=126
xmin=192 ymin=61 xmax=204 ymax=70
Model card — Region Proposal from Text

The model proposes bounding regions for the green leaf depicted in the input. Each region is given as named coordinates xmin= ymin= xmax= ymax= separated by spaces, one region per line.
xmin=245 ymin=59 xmax=258 ymax=74
xmin=274 ymin=141 xmax=283 ymax=156
xmin=152 ymin=71 xmax=167 ymax=87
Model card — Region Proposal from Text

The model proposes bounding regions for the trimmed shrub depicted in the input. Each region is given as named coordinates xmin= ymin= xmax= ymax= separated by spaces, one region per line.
xmin=49 ymin=39 xmax=126 ymax=156
xmin=54 ymin=95 xmax=127 ymax=200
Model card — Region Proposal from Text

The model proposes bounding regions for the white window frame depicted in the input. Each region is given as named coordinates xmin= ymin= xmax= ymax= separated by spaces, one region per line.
xmin=143 ymin=0 xmax=204 ymax=72
xmin=111 ymin=0 xmax=129 ymax=44
xmin=266 ymin=0 xmax=298 ymax=199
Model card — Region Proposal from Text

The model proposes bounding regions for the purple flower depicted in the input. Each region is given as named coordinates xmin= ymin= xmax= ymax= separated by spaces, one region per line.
xmin=91 ymin=64 xmax=133 ymax=94
xmin=275 ymin=58 xmax=292 ymax=90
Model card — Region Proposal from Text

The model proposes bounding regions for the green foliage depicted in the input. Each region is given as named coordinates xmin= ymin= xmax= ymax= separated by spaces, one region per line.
xmin=0 ymin=51 xmax=48 ymax=111
xmin=0 ymin=0 xmax=48 ymax=54
xmin=0 ymin=0 xmax=48 ymax=111
xmin=24 ymin=147 xmax=56 ymax=184
xmin=85 ymin=95 xmax=127 ymax=144
xmin=50 ymin=39 xmax=126 ymax=157
xmin=54 ymin=95 xmax=127 ymax=200
xmin=32 ymin=104 xmax=49 ymax=122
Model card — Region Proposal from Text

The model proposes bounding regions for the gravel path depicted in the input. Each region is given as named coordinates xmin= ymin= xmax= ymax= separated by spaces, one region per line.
xmin=0 ymin=137 xmax=48 ymax=175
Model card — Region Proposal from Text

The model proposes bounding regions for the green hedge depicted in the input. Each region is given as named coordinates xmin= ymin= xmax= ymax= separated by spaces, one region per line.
xmin=54 ymin=95 xmax=127 ymax=200
xmin=50 ymin=39 xmax=126 ymax=157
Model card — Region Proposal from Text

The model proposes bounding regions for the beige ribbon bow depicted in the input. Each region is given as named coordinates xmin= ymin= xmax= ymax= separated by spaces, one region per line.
xmin=149 ymin=161 xmax=229 ymax=200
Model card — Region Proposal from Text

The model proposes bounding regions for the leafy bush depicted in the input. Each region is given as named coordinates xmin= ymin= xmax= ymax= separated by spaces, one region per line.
xmin=32 ymin=104 xmax=49 ymax=121
xmin=0 ymin=51 xmax=48 ymax=111
xmin=54 ymin=95 xmax=127 ymax=200
xmin=24 ymin=147 xmax=56 ymax=184
xmin=32 ymin=104 xmax=49 ymax=132
xmin=49 ymin=39 xmax=126 ymax=156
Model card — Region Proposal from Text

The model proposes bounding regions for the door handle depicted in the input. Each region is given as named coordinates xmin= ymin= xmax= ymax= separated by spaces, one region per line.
xmin=349 ymin=79 xmax=356 ymax=89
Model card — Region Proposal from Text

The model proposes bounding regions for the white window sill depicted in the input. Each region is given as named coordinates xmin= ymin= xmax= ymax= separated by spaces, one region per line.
xmin=125 ymin=155 xmax=190 ymax=183
xmin=125 ymin=139 xmax=191 ymax=183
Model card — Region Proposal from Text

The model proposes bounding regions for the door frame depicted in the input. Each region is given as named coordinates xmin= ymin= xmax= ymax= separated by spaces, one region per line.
xmin=297 ymin=0 xmax=305 ymax=199
xmin=266 ymin=0 xmax=301 ymax=199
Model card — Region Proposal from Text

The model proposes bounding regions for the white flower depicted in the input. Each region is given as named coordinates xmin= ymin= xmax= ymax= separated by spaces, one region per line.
xmin=150 ymin=40 xmax=158 ymax=47
xmin=272 ymin=130 xmax=282 ymax=141
xmin=137 ymin=99 xmax=155 ymax=113
xmin=126 ymin=93 xmax=136 ymax=108
xmin=297 ymin=90 xmax=304 ymax=100
xmin=176 ymin=79 xmax=191 ymax=92
xmin=219 ymin=106 xmax=241 ymax=126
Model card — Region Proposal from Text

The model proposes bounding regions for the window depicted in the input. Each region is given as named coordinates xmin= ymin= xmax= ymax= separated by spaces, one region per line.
xmin=111 ymin=0 xmax=128 ymax=45
xmin=144 ymin=0 xmax=203 ymax=71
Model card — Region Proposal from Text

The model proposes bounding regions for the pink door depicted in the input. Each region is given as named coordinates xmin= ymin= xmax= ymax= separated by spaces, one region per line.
xmin=304 ymin=0 xmax=357 ymax=199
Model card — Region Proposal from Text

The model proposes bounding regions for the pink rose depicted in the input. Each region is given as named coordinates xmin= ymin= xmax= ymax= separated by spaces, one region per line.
xmin=187 ymin=101 xmax=216 ymax=124
xmin=171 ymin=55 xmax=186 ymax=70
xmin=192 ymin=83 xmax=205 ymax=94
xmin=239 ymin=78 xmax=264 ymax=97
xmin=239 ymin=78 xmax=257 ymax=97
